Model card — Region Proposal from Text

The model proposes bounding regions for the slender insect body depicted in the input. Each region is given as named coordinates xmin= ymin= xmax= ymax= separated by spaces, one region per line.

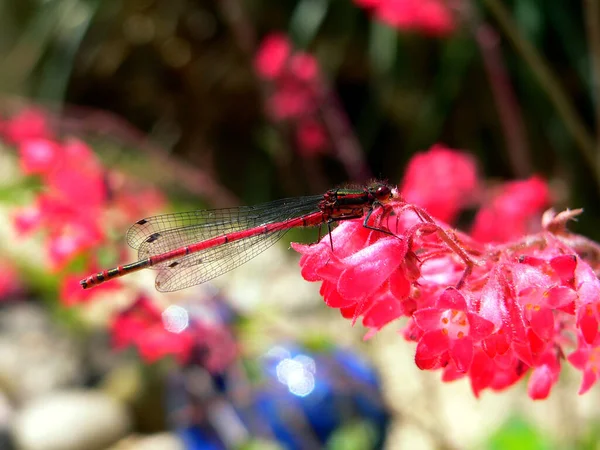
xmin=80 ymin=182 xmax=396 ymax=292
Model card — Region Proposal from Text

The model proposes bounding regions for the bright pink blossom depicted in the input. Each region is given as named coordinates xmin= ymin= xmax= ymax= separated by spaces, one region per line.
xmin=255 ymin=34 xmax=329 ymax=157
xmin=18 ymin=139 xmax=60 ymax=175
xmin=111 ymin=297 xmax=237 ymax=370
xmin=1 ymin=108 xmax=52 ymax=143
xmin=413 ymin=288 xmax=494 ymax=372
xmin=294 ymin=176 xmax=600 ymax=399
xmin=112 ymin=297 xmax=195 ymax=364
xmin=568 ymin=335 xmax=600 ymax=394
xmin=527 ymin=350 xmax=561 ymax=399
xmin=0 ymin=260 xmax=22 ymax=299
xmin=254 ymin=33 xmax=291 ymax=80
xmin=400 ymin=144 xmax=479 ymax=223
xmin=471 ymin=176 xmax=551 ymax=243
xmin=354 ymin=0 xmax=456 ymax=37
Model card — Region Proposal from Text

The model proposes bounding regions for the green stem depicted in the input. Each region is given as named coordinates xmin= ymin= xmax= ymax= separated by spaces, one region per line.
xmin=584 ymin=0 xmax=600 ymax=168
xmin=484 ymin=0 xmax=596 ymax=176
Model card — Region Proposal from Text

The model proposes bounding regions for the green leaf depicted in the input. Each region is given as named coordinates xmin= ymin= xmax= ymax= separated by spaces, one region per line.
xmin=289 ymin=0 xmax=330 ymax=48
xmin=368 ymin=21 xmax=398 ymax=78
xmin=485 ymin=416 xmax=552 ymax=450
xmin=326 ymin=421 xmax=378 ymax=450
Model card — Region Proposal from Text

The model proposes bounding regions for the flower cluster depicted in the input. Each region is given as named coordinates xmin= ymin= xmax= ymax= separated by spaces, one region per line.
xmin=294 ymin=145 xmax=600 ymax=399
xmin=111 ymin=296 xmax=238 ymax=371
xmin=400 ymin=144 xmax=479 ymax=224
xmin=3 ymin=109 xmax=238 ymax=369
xmin=254 ymin=33 xmax=329 ymax=156
xmin=1 ymin=109 xmax=164 ymax=298
xmin=354 ymin=0 xmax=456 ymax=37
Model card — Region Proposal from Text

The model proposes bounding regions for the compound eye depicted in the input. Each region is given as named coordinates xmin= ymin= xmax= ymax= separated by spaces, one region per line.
xmin=375 ymin=185 xmax=391 ymax=199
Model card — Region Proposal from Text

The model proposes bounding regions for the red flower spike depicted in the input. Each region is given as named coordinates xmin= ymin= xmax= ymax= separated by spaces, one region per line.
xmin=287 ymin=166 xmax=600 ymax=397
xmin=254 ymin=33 xmax=291 ymax=80
xmin=400 ymin=144 xmax=479 ymax=224
xmin=111 ymin=297 xmax=195 ymax=365
xmin=355 ymin=0 xmax=456 ymax=37
xmin=2 ymin=108 xmax=52 ymax=143
xmin=289 ymin=53 xmax=319 ymax=82
xmin=471 ymin=176 xmax=551 ymax=243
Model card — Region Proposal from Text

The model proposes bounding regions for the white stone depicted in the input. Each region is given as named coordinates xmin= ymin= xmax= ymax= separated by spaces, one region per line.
xmin=109 ymin=433 xmax=185 ymax=450
xmin=12 ymin=390 xmax=131 ymax=450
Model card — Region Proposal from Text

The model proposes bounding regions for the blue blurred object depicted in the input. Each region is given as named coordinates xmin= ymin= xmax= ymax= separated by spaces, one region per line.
xmin=240 ymin=345 xmax=390 ymax=449
xmin=167 ymin=342 xmax=389 ymax=449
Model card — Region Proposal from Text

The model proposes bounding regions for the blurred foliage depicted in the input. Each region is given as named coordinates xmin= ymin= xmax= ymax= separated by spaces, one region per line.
xmin=485 ymin=416 xmax=551 ymax=450
xmin=1 ymin=0 xmax=599 ymax=227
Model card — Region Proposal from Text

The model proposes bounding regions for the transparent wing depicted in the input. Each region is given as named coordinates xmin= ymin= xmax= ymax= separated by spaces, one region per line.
xmin=125 ymin=194 xmax=324 ymax=291
xmin=154 ymin=228 xmax=291 ymax=292
xmin=126 ymin=195 xmax=323 ymax=251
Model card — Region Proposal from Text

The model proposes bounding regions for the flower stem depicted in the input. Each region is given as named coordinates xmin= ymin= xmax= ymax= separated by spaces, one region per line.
xmin=483 ymin=0 xmax=597 ymax=178
xmin=473 ymin=21 xmax=532 ymax=177
xmin=584 ymin=0 xmax=600 ymax=167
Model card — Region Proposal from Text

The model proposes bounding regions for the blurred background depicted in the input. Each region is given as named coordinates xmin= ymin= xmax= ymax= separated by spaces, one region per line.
xmin=1 ymin=0 xmax=600 ymax=449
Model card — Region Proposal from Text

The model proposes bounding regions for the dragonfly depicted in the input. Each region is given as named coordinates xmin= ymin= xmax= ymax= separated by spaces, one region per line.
xmin=80 ymin=182 xmax=397 ymax=292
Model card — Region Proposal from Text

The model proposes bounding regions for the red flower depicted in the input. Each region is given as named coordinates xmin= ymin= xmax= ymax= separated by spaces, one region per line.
xmin=0 ymin=260 xmax=22 ymax=299
xmin=568 ymin=335 xmax=600 ymax=394
xmin=18 ymin=138 xmax=61 ymax=175
xmin=255 ymin=34 xmax=329 ymax=156
xmin=293 ymin=217 xmax=415 ymax=332
xmin=111 ymin=297 xmax=238 ymax=370
xmin=355 ymin=0 xmax=456 ymax=37
xmin=13 ymin=205 xmax=42 ymax=235
xmin=400 ymin=144 xmax=479 ymax=224
xmin=293 ymin=175 xmax=600 ymax=398
xmin=471 ymin=176 xmax=551 ymax=243
xmin=111 ymin=297 xmax=195 ymax=364
xmin=1 ymin=108 xmax=52 ymax=143
xmin=527 ymin=350 xmax=561 ymax=400
xmin=413 ymin=288 xmax=494 ymax=372
xmin=254 ymin=33 xmax=291 ymax=80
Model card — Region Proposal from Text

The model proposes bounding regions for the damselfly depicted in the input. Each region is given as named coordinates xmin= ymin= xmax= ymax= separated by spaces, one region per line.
xmin=80 ymin=182 xmax=396 ymax=292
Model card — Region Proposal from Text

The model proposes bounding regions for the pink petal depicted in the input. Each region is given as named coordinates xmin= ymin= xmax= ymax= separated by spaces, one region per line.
xmin=567 ymin=347 xmax=588 ymax=370
xmin=527 ymin=328 xmax=547 ymax=356
xmin=416 ymin=329 xmax=450 ymax=361
xmin=437 ymin=287 xmax=467 ymax=310
xmin=550 ymin=254 xmax=576 ymax=283
xmin=578 ymin=369 xmax=597 ymax=395
xmin=322 ymin=284 xmax=356 ymax=308
xmin=528 ymin=307 xmax=554 ymax=340
xmin=337 ymin=237 xmax=407 ymax=300
xmin=412 ymin=307 xmax=443 ymax=331
xmin=388 ymin=267 xmax=411 ymax=299
xmin=466 ymin=312 xmax=494 ymax=340
xmin=544 ymin=286 xmax=577 ymax=309
xmin=362 ymin=296 xmax=405 ymax=329
xmin=527 ymin=365 xmax=553 ymax=400
xmin=578 ymin=311 xmax=598 ymax=345
xmin=450 ymin=336 xmax=473 ymax=372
